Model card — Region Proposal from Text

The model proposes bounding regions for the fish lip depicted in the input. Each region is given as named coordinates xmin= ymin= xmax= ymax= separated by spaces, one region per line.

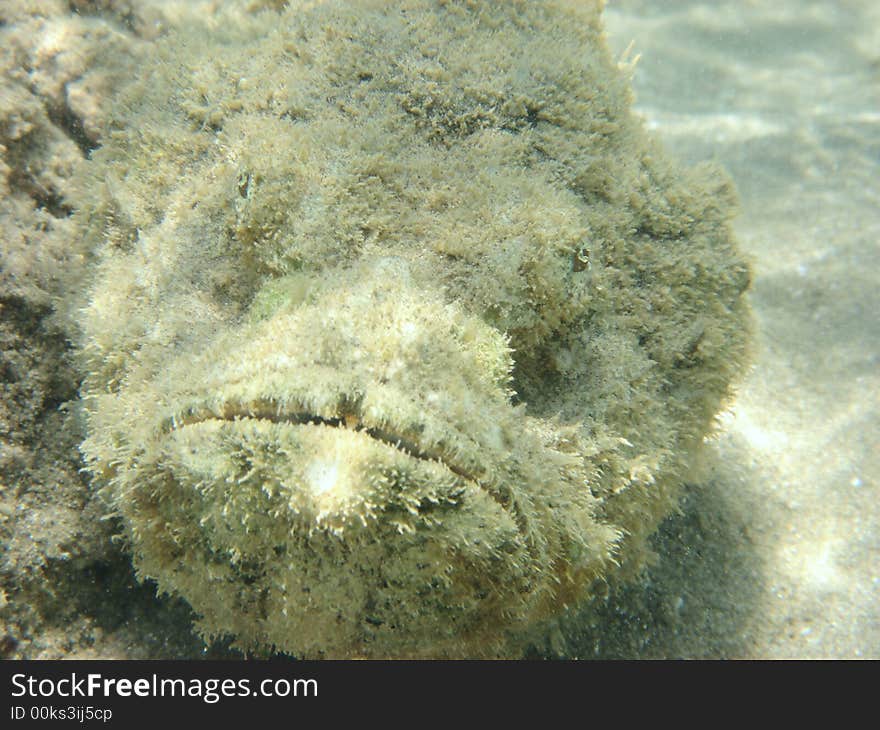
xmin=160 ymin=396 xmax=530 ymax=562
xmin=161 ymin=396 xmax=485 ymax=487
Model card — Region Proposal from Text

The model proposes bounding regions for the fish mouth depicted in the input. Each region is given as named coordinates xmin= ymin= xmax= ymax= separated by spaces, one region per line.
xmin=160 ymin=395 xmax=492 ymax=495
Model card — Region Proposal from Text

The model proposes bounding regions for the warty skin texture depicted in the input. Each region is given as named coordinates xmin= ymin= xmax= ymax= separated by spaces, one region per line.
xmin=71 ymin=0 xmax=752 ymax=657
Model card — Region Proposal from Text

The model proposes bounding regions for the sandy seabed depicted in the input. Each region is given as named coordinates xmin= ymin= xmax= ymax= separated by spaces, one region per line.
xmin=0 ymin=0 xmax=876 ymax=659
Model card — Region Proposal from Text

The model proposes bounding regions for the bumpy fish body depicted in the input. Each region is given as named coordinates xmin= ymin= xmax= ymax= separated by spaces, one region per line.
xmin=74 ymin=0 xmax=751 ymax=657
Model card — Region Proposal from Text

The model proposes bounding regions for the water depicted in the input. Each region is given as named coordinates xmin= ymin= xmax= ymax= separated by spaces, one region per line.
xmin=0 ymin=0 xmax=876 ymax=659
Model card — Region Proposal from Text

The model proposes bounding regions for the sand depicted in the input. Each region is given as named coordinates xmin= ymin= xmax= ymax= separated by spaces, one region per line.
xmin=585 ymin=0 xmax=878 ymax=658
xmin=0 ymin=0 xmax=876 ymax=659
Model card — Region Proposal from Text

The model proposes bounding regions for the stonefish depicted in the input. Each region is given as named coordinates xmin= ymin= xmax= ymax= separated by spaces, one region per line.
xmin=72 ymin=0 xmax=751 ymax=658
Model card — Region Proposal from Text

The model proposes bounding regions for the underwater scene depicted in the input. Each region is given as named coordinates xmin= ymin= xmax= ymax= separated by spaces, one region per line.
xmin=0 ymin=0 xmax=876 ymax=659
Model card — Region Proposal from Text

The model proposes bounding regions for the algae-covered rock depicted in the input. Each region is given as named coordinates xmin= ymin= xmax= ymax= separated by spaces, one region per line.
xmin=71 ymin=0 xmax=752 ymax=658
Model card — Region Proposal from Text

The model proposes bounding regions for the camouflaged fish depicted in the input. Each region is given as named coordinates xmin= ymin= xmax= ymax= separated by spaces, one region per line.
xmin=72 ymin=0 xmax=751 ymax=658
